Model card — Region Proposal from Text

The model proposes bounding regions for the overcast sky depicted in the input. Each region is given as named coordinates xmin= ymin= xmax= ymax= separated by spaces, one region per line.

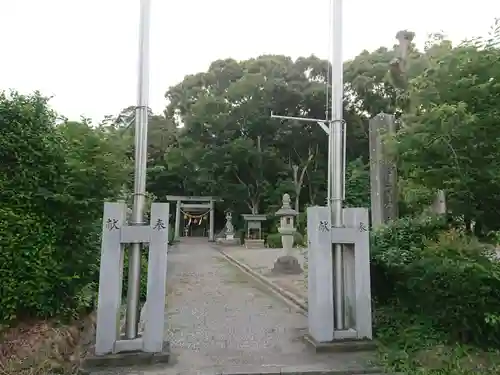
xmin=0 ymin=0 xmax=498 ymax=122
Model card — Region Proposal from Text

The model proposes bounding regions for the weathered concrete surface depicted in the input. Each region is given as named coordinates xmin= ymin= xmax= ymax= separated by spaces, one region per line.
xmin=90 ymin=239 xmax=378 ymax=375
xmin=224 ymin=247 xmax=308 ymax=301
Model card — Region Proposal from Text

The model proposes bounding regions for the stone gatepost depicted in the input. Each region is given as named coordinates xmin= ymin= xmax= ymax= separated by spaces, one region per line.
xmin=272 ymin=193 xmax=303 ymax=275
xmin=307 ymin=206 xmax=373 ymax=345
xmin=85 ymin=202 xmax=170 ymax=369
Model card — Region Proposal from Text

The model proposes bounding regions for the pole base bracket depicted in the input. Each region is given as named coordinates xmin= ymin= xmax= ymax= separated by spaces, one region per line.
xmin=303 ymin=333 xmax=376 ymax=353
xmin=82 ymin=340 xmax=170 ymax=370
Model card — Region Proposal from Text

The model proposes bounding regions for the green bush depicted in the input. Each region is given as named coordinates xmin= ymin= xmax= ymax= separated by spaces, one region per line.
xmin=372 ymin=214 xmax=500 ymax=346
xmin=370 ymin=214 xmax=449 ymax=302
xmin=0 ymin=92 xmax=130 ymax=324
xmin=297 ymin=212 xmax=307 ymax=234
xmin=403 ymin=232 xmax=500 ymax=345
xmin=266 ymin=233 xmax=281 ymax=248
xmin=122 ymin=249 xmax=149 ymax=302
xmin=266 ymin=232 xmax=304 ymax=248
xmin=237 ymin=229 xmax=246 ymax=245
xmin=294 ymin=232 xmax=305 ymax=247
xmin=0 ymin=208 xmax=62 ymax=321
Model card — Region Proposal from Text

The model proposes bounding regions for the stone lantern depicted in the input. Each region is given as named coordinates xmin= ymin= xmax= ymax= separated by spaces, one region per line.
xmin=272 ymin=193 xmax=303 ymax=274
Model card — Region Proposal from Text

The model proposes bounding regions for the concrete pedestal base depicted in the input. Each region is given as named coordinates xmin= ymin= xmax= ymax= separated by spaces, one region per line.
xmin=272 ymin=255 xmax=303 ymax=275
xmin=245 ymin=239 xmax=265 ymax=249
xmin=303 ymin=334 xmax=376 ymax=353
xmin=82 ymin=341 xmax=170 ymax=370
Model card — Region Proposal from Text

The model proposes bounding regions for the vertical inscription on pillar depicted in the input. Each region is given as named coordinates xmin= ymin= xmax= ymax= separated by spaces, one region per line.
xmin=105 ymin=218 xmax=120 ymax=231
xmin=153 ymin=218 xmax=166 ymax=231
xmin=318 ymin=220 xmax=330 ymax=232
xmin=358 ymin=222 xmax=367 ymax=232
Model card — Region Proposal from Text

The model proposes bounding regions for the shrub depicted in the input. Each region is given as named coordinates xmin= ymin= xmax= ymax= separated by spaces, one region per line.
xmin=0 ymin=208 xmax=63 ymax=321
xmin=294 ymin=232 xmax=305 ymax=247
xmin=372 ymin=214 xmax=500 ymax=346
xmin=266 ymin=233 xmax=281 ymax=248
xmin=297 ymin=212 xmax=307 ymax=234
xmin=122 ymin=250 xmax=149 ymax=302
xmin=0 ymin=92 xmax=130 ymax=324
xmin=402 ymin=232 xmax=500 ymax=345
xmin=237 ymin=229 xmax=246 ymax=245
xmin=266 ymin=232 xmax=304 ymax=248
xmin=370 ymin=214 xmax=449 ymax=302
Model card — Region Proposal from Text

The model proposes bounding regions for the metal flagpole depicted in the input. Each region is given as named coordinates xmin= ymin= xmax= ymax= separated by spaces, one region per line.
xmin=326 ymin=0 xmax=333 ymax=208
xmin=270 ymin=0 xmax=346 ymax=332
xmin=330 ymin=0 xmax=345 ymax=331
xmin=125 ymin=0 xmax=152 ymax=340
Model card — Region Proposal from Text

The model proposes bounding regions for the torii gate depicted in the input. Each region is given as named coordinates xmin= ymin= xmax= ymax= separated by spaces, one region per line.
xmin=166 ymin=196 xmax=222 ymax=242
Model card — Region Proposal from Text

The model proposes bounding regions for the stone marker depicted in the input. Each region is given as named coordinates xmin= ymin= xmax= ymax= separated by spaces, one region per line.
xmin=369 ymin=112 xmax=398 ymax=228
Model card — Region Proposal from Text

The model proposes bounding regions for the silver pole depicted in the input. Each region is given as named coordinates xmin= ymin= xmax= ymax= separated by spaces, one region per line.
xmin=327 ymin=135 xmax=332 ymax=206
xmin=326 ymin=0 xmax=333 ymax=208
xmin=125 ymin=0 xmax=151 ymax=339
xmin=330 ymin=0 xmax=345 ymax=330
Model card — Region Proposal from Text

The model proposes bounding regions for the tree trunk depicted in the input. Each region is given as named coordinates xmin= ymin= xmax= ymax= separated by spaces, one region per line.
xmin=464 ymin=216 xmax=472 ymax=235
xmin=307 ymin=176 xmax=318 ymax=205
xmin=248 ymin=199 xmax=259 ymax=214
xmin=292 ymin=150 xmax=314 ymax=213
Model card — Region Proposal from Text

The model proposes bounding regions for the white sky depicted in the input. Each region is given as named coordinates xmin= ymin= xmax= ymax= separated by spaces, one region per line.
xmin=0 ymin=0 xmax=499 ymax=122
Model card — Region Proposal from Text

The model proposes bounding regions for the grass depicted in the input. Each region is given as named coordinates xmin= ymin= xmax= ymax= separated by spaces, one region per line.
xmin=0 ymin=315 xmax=95 ymax=375
xmin=374 ymin=304 xmax=500 ymax=374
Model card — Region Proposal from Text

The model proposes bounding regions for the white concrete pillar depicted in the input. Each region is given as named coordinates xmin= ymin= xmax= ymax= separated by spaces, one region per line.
xmin=95 ymin=203 xmax=127 ymax=355
xmin=209 ymin=200 xmax=215 ymax=242
xmin=307 ymin=206 xmax=373 ymax=342
xmin=174 ymin=200 xmax=181 ymax=239
xmin=143 ymin=203 xmax=170 ymax=352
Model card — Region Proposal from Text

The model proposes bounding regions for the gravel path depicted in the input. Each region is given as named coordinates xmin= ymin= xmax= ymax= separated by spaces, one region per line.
xmin=92 ymin=238 xmax=376 ymax=375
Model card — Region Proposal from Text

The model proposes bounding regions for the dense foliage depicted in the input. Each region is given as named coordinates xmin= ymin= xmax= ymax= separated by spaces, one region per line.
xmin=371 ymin=216 xmax=500 ymax=373
xmin=0 ymin=92 xmax=132 ymax=323
xmin=372 ymin=215 xmax=500 ymax=346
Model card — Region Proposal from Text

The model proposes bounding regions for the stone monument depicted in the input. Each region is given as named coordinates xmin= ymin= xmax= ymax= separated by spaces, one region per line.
xmin=272 ymin=193 xmax=303 ymax=275
xmin=216 ymin=210 xmax=240 ymax=246
xmin=369 ymin=112 xmax=398 ymax=228
xmin=241 ymin=213 xmax=267 ymax=249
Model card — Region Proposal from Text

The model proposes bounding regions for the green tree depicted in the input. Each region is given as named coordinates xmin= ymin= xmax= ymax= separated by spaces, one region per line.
xmin=396 ymin=28 xmax=500 ymax=235
xmin=0 ymin=91 xmax=130 ymax=323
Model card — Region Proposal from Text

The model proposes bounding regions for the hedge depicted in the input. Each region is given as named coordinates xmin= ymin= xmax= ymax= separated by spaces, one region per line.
xmin=0 ymin=92 xmax=130 ymax=325
xmin=371 ymin=215 xmax=500 ymax=346
xmin=266 ymin=232 xmax=305 ymax=248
